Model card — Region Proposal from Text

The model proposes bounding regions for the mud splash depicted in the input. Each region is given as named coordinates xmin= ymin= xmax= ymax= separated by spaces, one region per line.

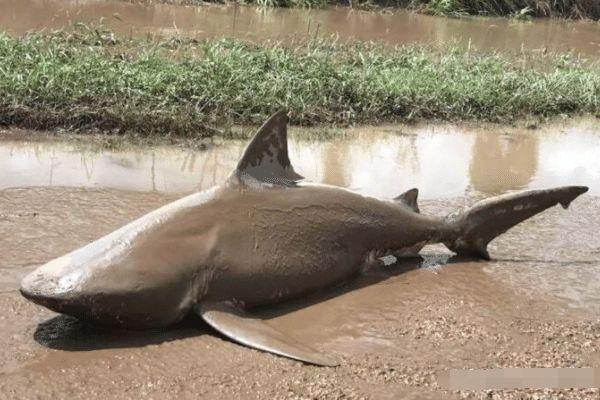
xmin=1 ymin=117 xmax=598 ymax=197
xmin=2 ymin=0 xmax=600 ymax=57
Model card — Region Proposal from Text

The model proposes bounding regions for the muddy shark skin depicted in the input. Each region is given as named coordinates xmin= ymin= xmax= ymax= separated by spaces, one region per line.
xmin=20 ymin=111 xmax=588 ymax=366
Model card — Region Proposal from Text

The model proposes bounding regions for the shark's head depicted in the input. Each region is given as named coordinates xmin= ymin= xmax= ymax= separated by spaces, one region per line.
xmin=20 ymin=253 xmax=196 ymax=328
xmin=20 ymin=195 xmax=217 ymax=328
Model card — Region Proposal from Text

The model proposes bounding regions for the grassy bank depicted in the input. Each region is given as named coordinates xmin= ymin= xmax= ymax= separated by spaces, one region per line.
xmin=1 ymin=27 xmax=599 ymax=137
xmin=412 ymin=0 xmax=600 ymax=19
xmin=130 ymin=0 xmax=600 ymax=19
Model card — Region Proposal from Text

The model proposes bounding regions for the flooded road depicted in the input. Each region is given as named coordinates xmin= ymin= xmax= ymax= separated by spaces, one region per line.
xmin=3 ymin=0 xmax=600 ymax=57
xmin=1 ymin=119 xmax=599 ymax=399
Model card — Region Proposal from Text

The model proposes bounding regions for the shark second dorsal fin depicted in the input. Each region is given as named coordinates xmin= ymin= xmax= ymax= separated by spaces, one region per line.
xmin=230 ymin=110 xmax=304 ymax=188
xmin=394 ymin=188 xmax=420 ymax=213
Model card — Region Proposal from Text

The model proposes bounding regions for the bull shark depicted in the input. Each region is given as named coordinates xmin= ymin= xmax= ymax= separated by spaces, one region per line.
xmin=20 ymin=111 xmax=588 ymax=366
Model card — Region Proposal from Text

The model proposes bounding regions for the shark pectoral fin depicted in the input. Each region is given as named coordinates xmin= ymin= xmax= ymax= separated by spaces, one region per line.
xmin=228 ymin=110 xmax=304 ymax=188
xmin=195 ymin=301 xmax=337 ymax=367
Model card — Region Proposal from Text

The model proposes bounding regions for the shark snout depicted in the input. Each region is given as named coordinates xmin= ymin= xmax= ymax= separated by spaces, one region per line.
xmin=19 ymin=285 xmax=65 ymax=312
xmin=20 ymin=270 xmax=67 ymax=312
xmin=19 ymin=255 xmax=83 ymax=313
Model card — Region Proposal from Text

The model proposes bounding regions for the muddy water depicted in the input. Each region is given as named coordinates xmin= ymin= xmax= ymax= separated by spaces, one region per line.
xmin=2 ymin=117 xmax=599 ymax=197
xmin=3 ymin=0 xmax=600 ymax=57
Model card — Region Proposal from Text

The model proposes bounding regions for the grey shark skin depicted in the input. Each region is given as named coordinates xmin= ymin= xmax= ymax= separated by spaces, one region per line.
xmin=21 ymin=111 xmax=588 ymax=366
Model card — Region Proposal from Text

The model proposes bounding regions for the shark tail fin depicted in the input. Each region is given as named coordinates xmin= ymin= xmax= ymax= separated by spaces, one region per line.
xmin=443 ymin=186 xmax=588 ymax=260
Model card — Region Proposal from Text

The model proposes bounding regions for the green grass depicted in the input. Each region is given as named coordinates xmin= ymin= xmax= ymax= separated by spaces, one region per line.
xmin=1 ymin=26 xmax=599 ymax=137
xmin=414 ymin=0 xmax=600 ymax=19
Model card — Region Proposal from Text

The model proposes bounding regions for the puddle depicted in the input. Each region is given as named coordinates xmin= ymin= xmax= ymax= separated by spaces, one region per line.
xmin=2 ymin=0 xmax=600 ymax=57
xmin=1 ymin=118 xmax=598 ymax=198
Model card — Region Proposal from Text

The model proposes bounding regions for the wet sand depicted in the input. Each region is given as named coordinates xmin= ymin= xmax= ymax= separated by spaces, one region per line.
xmin=1 ymin=123 xmax=600 ymax=399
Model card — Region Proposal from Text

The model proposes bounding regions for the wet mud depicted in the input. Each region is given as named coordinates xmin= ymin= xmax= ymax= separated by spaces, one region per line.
xmin=1 ymin=120 xmax=600 ymax=399
xmin=2 ymin=0 xmax=600 ymax=57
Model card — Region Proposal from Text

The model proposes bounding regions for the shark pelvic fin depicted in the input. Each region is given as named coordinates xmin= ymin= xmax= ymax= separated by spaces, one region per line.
xmin=195 ymin=301 xmax=337 ymax=367
xmin=229 ymin=110 xmax=304 ymax=188
xmin=394 ymin=188 xmax=420 ymax=213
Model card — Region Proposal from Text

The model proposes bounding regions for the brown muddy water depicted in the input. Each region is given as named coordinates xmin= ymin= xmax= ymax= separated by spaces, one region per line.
xmin=3 ymin=0 xmax=600 ymax=57
xmin=1 ymin=118 xmax=598 ymax=197
xmin=1 ymin=119 xmax=600 ymax=399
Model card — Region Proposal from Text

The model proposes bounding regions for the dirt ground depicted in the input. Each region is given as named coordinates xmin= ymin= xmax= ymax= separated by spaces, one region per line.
xmin=1 ymin=186 xmax=599 ymax=400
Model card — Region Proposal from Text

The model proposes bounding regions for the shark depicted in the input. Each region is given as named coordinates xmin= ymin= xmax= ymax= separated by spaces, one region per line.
xmin=20 ymin=111 xmax=588 ymax=366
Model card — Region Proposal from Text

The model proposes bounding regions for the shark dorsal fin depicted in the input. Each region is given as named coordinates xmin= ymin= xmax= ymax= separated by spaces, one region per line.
xmin=230 ymin=110 xmax=304 ymax=188
xmin=394 ymin=188 xmax=420 ymax=213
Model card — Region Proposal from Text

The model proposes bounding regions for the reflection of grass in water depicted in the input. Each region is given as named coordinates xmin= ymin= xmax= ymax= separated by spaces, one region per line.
xmin=227 ymin=125 xmax=354 ymax=141
xmin=1 ymin=24 xmax=599 ymax=138
xmin=254 ymin=0 xmax=330 ymax=7
xmin=150 ymin=0 xmax=332 ymax=7
xmin=290 ymin=127 xmax=358 ymax=142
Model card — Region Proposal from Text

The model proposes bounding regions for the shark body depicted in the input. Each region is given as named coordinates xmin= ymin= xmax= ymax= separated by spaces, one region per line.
xmin=21 ymin=111 xmax=588 ymax=366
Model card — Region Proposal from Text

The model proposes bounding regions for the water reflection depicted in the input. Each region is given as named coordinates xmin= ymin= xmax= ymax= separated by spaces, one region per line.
xmin=1 ymin=118 xmax=598 ymax=198
xmin=469 ymin=133 xmax=539 ymax=194
xmin=2 ymin=0 xmax=600 ymax=57
xmin=321 ymin=141 xmax=350 ymax=188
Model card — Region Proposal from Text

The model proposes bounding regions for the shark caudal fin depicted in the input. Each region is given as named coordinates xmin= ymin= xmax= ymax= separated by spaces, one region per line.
xmin=443 ymin=186 xmax=588 ymax=260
